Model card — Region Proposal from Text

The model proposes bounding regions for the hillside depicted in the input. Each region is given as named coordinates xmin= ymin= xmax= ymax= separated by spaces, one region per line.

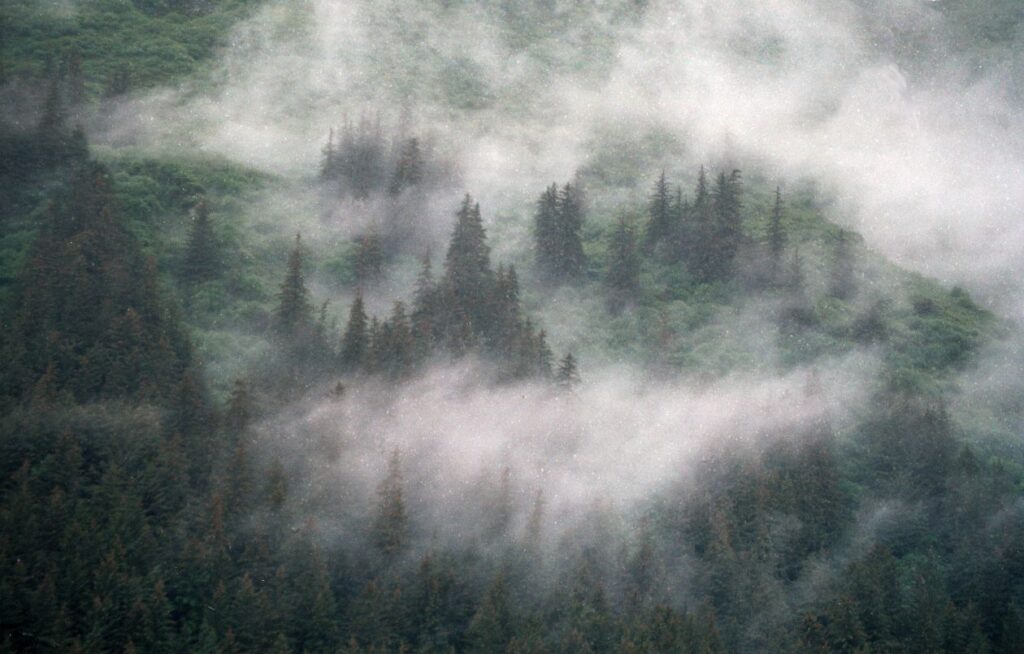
xmin=2 ymin=2 xmax=1024 ymax=653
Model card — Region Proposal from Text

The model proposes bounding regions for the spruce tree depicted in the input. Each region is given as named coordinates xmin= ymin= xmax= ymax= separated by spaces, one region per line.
xmin=768 ymin=187 xmax=786 ymax=272
xmin=556 ymin=353 xmax=581 ymax=388
xmin=644 ymin=171 xmax=674 ymax=254
xmin=388 ymin=137 xmax=423 ymax=196
xmin=373 ymin=449 xmax=408 ymax=556
xmin=710 ymin=169 xmax=742 ymax=281
xmin=339 ymin=290 xmax=369 ymax=370
xmin=534 ymin=184 xmax=560 ymax=279
xmin=556 ymin=182 xmax=586 ymax=281
xmin=354 ymin=233 xmax=383 ymax=284
xmin=181 ymin=200 xmax=221 ymax=284
xmin=273 ymin=234 xmax=313 ymax=336
xmin=443 ymin=194 xmax=493 ymax=335
xmin=412 ymin=252 xmax=438 ymax=354
xmin=605 ymin=216 xmax=640 ymax=311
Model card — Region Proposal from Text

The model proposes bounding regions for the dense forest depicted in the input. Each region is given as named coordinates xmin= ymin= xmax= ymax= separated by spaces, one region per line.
xmin=3 ymin=1 xmax=1024 ymax=653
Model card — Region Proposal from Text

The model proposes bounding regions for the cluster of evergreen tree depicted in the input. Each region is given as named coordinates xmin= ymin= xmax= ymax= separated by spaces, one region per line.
xmin=0 ymin=160 xmax=192 ymax=407
xmin=334 ymin=195 xmax=576 ymax=383
xmin=266 ymin=194 xmax=577 ymax=385
xmin=533 ymin=182 xmax=586 ymax=284
xmin=639 ymin=167 xmax=743 ymax=284
xmin=602 ymin=170 xmax=859 ymax=323
xmin=0 ymin=55 xmax=89 ymax=216
xmin=319 ymin=117 xmax=435 ymax=201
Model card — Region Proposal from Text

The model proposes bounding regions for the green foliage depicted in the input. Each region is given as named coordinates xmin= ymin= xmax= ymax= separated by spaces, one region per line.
xmin=1 ymin=0 xmax=266 ymax=97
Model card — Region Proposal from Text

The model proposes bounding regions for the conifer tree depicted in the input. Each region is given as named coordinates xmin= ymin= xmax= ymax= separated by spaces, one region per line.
xmin=768 ymin=187 xmax=786 ymax=273
xmin=443 ymin=194 xmax=493 ymax=335
xmin=645 ymin=171 xmax=674 ymax=254
xmin=225 ymin=379 xmax=252 ymax=434
xmin=412 ymin=252 xmax=439 ymax=354
xmin=556 ymin=352 xmax=581 ymax=388
xmin=340 ymin=290 xmax=369 ymax=370
xmin=373 ymin=449 xmax=408 ymax=556
xmin=388 ymin=137 xmax=423 ymax=196
xmin=534 ymin=184 xmax=560 ymax=279
xmin=555 ymin=182 xmax=586 ymax=281
xmin=181 ymin=200 xmax=221 ymax=285
xmin=273 ymin=234 xmax=314 ymax=337
xmin=709 ymin=169 xmax=742 ymax=281
xmin=605 ymin=216 xmax=640 ymax=311
xmin=380 ymin=302 xmax=414 ymax=379
xmin=354 ymin=233 xmax=383 ymax=284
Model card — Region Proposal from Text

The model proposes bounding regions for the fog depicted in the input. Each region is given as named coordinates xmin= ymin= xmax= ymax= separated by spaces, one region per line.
xmin=101 ymin=0 xmax=1024 ymax=318
xmin=257 ymin=352 xmax=877 ymax=555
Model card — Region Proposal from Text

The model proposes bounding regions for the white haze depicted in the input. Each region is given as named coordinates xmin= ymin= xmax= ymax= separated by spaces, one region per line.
xmin=100 ymin=0 xmax=1024 ymax=317
xmin=260 ymin=354 xmax=877 ymax=549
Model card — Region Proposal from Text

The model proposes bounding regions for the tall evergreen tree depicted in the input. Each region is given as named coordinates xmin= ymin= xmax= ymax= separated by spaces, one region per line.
xmin=273 ymin=234 xmax=314 ymax=336
xmin=556 ymin=183 xmax=586 ymax=281
xmin=373 ymin=449 xmax=408 ymax=557
xmin=556 ymin=352 xmax=581 ymax=388
xmin=388 ymin=137 xmax=423 ymax=196
xmin=644 ymin=171 xmax=674 ymax=254
xmin=605 ymin=216 xmax=640 ymax=311
xmin=340 ymin=290 xmax=369 ymax=370
xmin=180 ymin=200 xmax=221 ymax=285
xmin=534 ymin=184 xmax=560 ymax=279
xmin=443 ymin=194 xmax=493 ymax=335
xmin=767 ymin=186 xmax=786 ymax=273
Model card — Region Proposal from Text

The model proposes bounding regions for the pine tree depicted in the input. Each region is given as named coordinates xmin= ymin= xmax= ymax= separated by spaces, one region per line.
xmin=535 ymin=182 xmax=585 ymax=283
xmin=273 ymin=234 xmax=314 ymax=336
xmin=556 ymin=353 xmax=581 ymax=388
xmin=181 ymin=200 xmax=221 ymax=284
xmin=605 ymin=216 xmax=640 ymax=311
xmin=443 ymin=195 xmax=493 ymax=336
xmin=320 ymin=128 xmax=338 ymax=181
xmin=388 ymin=137 xmax=423 ymax=196
xmin=644 ymin=171 xmax=674 ymax=254
xmin=556 ymin=183 xmax=586 ymax=281
xmin=373 ymin=449 xmax=408 ymax=556
xmin=380 ymin=302 xmax=414 ymax=379
xmin=534 ymin=184 xmax=560 ymax=279
xmin=709 ymin=169 xmax=742 ymax=281
xmin=466 ymin=575 xmax=513 ymax=653
xmin=340 ymin=290 xmax=369 ymax=370
xmin=412 ymin=252 xmax=438 ymax=355
xmin=354 ymin=233 xmax=384 ymax=284
xmin=767 ymin=187 xmax=786 ymax=272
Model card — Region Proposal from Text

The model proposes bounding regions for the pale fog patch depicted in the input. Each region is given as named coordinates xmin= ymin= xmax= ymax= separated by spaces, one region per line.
xmin=256 ymin=352 xmax=878 ymax=549
xmin=98 ymin=0 xmax=1024 ymax=318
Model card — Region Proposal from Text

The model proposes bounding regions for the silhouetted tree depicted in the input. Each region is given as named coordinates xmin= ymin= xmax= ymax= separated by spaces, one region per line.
xmin=273 ymin=234 xmax=314 ymax=337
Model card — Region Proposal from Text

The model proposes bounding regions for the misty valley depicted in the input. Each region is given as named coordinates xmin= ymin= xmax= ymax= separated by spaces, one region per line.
xmin=2 ymin=1 xmax=1024 ymax=653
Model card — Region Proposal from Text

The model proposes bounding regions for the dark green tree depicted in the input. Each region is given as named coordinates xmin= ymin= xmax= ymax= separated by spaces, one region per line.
xmin=340 ymin=290 xmax=369 ymax=370
xmin=373 ymin=449 xmax=408 ymax=557
xmin=644 ymin=171 xmax=675 ymax=254
xmin=556 ymin=352 xmax=581 ymax=388
xmin=767 ymin=186 xmax=786 ymax=277
xmin=388 ymin=137 xmax=424 ymax=196
xmin=180 ymin=200 xmax=221 ymax=285
xmin=443 ymin=194 xmax=493 ymax=335
xmin=605 ymin=216 xmax=640 ymax=311
xmin=273 ymin=234 xmax=314 ymax=336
